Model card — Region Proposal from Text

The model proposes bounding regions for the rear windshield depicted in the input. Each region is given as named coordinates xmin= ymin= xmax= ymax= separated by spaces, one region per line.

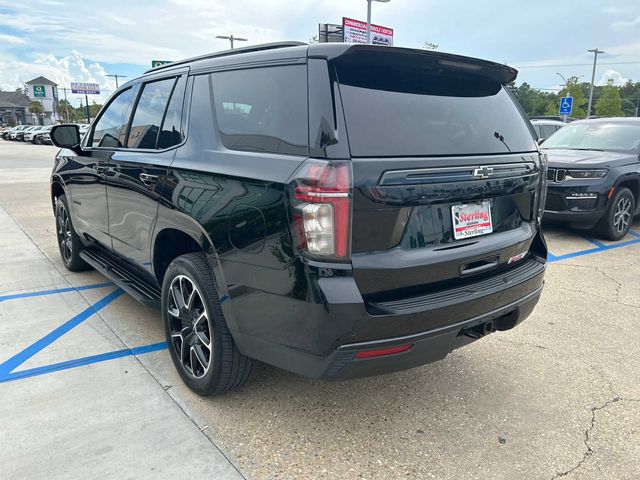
xmin=336 ymin=64 xmax=537 ymax=157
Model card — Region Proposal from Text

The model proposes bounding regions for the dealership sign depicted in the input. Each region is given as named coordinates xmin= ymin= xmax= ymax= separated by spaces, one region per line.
xmin=71 ymin=82 xmax=100 ymax=95
xmin=33 ymin=85 xmax=46 ymax=97
xmin=151 ymin=60 xmax=172 ymax=68
xmin=342 ymin=17 xmax=393 ymax=45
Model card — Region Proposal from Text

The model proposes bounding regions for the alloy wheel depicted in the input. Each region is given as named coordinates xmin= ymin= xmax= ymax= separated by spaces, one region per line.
xmin=167 ymin=275 xmax=212 ymax=379
xmin=57 ymin=203 xmax=72 ymax=263
xmin=613 ymin=197 xmax=632 ymax=234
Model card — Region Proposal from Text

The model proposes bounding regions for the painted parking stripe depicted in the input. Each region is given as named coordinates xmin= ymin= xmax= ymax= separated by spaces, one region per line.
xmin=0 ymin=289 xmax=124 ymax=379
xmin=0 ymin=282 xmax=113 ymax=303
xmin=548 ymin=236 xmax=640 ymax=263
xmin=0 ymin=342 xmax=167 ymax=383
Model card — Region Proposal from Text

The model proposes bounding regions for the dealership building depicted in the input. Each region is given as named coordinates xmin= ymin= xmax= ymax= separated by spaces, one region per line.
xmin=0 ymin=76 xmax=59 ymax=126
xmin=25 ymin=76 xmax=59 ymax=125
xmin=0 ymin=90 xmax=31 ymax=125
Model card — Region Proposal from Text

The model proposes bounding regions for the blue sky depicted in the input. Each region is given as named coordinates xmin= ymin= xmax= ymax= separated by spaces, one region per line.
xmin=1 ymin=0 xmax=639 ymax=106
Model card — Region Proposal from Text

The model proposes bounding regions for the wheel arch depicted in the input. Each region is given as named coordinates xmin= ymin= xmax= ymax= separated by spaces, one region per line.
xmin=50 ymin=176 xmax=66 ymax=213
xmin=151 ymin=212 xmax=224 ymax=291
xmin=616 ymin=176 xmax=640 ymax=208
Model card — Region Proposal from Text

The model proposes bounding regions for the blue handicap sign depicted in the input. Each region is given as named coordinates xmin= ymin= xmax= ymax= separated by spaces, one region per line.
xmin=559 ymin=96 xmax=573 ymax=116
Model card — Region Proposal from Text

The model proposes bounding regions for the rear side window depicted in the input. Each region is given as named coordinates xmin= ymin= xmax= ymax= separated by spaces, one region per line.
xmin=92 ymin=88 xmax=134 ymax=148
xmin=127 ymin=78 xmax=176 ymax=149
xmin=336 ymin=63 xmax=537 ymax=157
xmin=540 ymin=124 xmax=559 ymax=139
xmin=158 ymin=76 xmax=186 ymax=149
xmin=211 ymin=65 xmax=308 ymax=156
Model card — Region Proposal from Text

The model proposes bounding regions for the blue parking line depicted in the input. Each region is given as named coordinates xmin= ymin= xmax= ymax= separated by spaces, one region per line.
xmin=628 ymin=230 xmax=640 ymax=239
xmin=0 ymin=282 xmax=113 ymax=303
xmin=0 ymin=289 xmax=124 ymax=379
xmin=584 ymin=237 xmax=607 ymax=249
xmin=548 ymin=236 xmax=640 ymax=263
xmin=0 ymin=342 xmax=167 ymax=383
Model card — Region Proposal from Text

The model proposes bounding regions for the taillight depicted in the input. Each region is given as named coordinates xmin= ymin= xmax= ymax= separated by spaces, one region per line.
xmin=290 ymin=160 xmax=352 ymax=260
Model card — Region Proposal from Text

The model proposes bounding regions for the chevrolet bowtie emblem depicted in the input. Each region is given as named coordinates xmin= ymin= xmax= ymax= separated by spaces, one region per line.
xmin=473 ymin=166 xmax=494 ymax=179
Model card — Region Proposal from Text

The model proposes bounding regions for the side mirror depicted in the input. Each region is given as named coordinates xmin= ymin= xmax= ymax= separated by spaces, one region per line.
xmin=51 ymin=124 xmax=81 ymax=149
xmin=537 ymin=137 xmax=545 ymax=145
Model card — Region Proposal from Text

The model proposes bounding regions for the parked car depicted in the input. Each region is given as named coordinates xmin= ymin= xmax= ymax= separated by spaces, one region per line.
xmin=49 ymin=42 xmax=547 ymax=395
xmin=531 ymin=119 xmax=566 ymax=143
xmin=541 ymin=118 xmax=640 ymax=240
xmin=24 ymin=126 xmax=47 ymax=143
xmin=40 ymin=131 xmax=53 ymax=145
xmin=8 ymin=125 xmax=29 ymax=140
xmin=16 ymin=125 xmax=38 ymax=141
xmin=32 ymin=125 xmax=53 ymax=144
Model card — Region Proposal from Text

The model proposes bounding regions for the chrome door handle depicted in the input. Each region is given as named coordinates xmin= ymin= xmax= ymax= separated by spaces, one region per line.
xmin=139 ymin=173 xmax=158 ymax=185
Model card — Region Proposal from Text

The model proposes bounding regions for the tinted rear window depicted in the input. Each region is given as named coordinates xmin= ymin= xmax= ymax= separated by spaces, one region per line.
xmin=211 ymin=65 xmax=308 ymax=156
xmin=336 ymin=64 xmax=537 ymax=157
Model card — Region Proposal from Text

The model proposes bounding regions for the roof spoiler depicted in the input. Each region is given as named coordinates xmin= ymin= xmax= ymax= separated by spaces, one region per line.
xmin=314 ymin=44 xmax=518 ymax=85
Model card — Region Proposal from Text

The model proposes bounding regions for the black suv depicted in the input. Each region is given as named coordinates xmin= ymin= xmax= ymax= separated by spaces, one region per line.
xmin=49 ymin=42 xmax=547 ymax=395
xmin=542 ymin=118 xmax=640 ymax=240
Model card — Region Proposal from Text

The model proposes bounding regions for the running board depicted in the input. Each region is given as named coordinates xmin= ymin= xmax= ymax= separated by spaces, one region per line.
xmin=80 ymin=248 xmax=161 ymax=309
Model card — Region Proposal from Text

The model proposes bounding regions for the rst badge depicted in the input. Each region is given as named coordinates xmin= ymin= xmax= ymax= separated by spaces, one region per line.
xmin=451 ymin=201 xmax=493 ymax=240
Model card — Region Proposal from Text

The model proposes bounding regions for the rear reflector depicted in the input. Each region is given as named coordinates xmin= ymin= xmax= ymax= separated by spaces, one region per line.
xmin=354 ymin=344 xmax=413 ymax=359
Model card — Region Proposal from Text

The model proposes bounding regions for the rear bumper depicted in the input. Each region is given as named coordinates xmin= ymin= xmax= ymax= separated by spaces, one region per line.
xmin=230 ymin=255 xmax=546 ymax=380
xmin=325 ymin=284 xmax=542 ymax=380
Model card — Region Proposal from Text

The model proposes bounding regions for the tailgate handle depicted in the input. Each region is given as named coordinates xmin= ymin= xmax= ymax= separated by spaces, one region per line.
xmin=460 ymin=257 xmax=498 ymax=276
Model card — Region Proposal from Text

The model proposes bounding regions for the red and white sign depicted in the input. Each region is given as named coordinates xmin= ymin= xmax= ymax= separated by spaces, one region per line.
xmin=342 ymin=17 xmax=393 ymax=45
xmin=451 ymin=202 xmax=493 ymax=240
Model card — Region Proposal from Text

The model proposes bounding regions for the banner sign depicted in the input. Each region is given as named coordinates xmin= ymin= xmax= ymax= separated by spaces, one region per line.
xmin=342 ymin=17 xmax=393 ymax=45
xmin=71 ymin=82 xmax=100 ymax=95
xmin=33 ymin=85 xmax=46 ymax=97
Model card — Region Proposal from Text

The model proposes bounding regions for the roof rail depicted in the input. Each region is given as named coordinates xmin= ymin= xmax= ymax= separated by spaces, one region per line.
xmin=144 ymin=41 xmax=308 ymax=74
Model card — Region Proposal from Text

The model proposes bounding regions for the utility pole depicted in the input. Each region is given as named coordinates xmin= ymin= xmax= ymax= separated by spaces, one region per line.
xmin=85 ymin=93 xmax=90 ymax=124
xmin=106 ymin=73 xmax=127 ymax=89
xmin=60 ymin=87 xmax=71 ymax=122
xmin=586 ymin=48 xmax=605 ymax=118
xmin=216 ymin=35 xmax=247 ymax=49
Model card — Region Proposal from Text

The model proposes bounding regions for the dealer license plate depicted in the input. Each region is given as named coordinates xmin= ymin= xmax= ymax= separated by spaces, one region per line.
xmin=451 ymin=201 xmax=493 ymax=240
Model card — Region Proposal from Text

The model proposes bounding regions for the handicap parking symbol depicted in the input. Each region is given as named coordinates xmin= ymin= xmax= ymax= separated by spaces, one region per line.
xmin=559 ymin=96 xmax=573 ymax=116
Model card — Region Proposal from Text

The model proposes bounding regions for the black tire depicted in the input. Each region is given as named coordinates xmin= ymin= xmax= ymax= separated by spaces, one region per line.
xmin=55 ymin=194 xmax=90 ymax=271
xmin=161 ymin=252 xmax=254 ymax=395
xmin=593 ymin=187 xmax=635 ymax=241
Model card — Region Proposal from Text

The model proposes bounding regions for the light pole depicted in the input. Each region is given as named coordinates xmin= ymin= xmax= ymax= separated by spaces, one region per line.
xmin=586 ymin=48 xmax=604 ymax=118
xmin=106 ymin=73 xmax=127 ymax=89
xmin=216 ymin=35 xmax=247 ymax=49
xmin=366 ymin=0 xmax=390 ymax=44
xmin=556 ymin=72 xmax=568 ymax=86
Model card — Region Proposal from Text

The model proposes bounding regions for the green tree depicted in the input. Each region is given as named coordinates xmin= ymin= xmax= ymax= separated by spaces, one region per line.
xmin=557 ymin=76 xmax=588 ymax=118
xmin=90 ymin=101 xmax=103 ymax=119
xmin=512 ymin=82 xmax=558 ymax=116
xmin=28 ymin=101 xmax=43 ymax=118
xmin=595 ymin=80 xmax=624 ymax=117
xmin=423 ymin=41 xmax=438 ymax=50
xmin=57 ymin=99 xmax=74 ymax=122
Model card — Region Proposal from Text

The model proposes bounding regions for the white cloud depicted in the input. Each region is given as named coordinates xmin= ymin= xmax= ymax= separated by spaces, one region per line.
xmin=611 ymin=15 xmax=640 ymax=31
xmin=0 ymin=33 xmax=25 ymax=44
xmin=597 ymin=69 xmax=628 ymax=86
xmin=0 ymin=51 xmax=118 ymax=105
